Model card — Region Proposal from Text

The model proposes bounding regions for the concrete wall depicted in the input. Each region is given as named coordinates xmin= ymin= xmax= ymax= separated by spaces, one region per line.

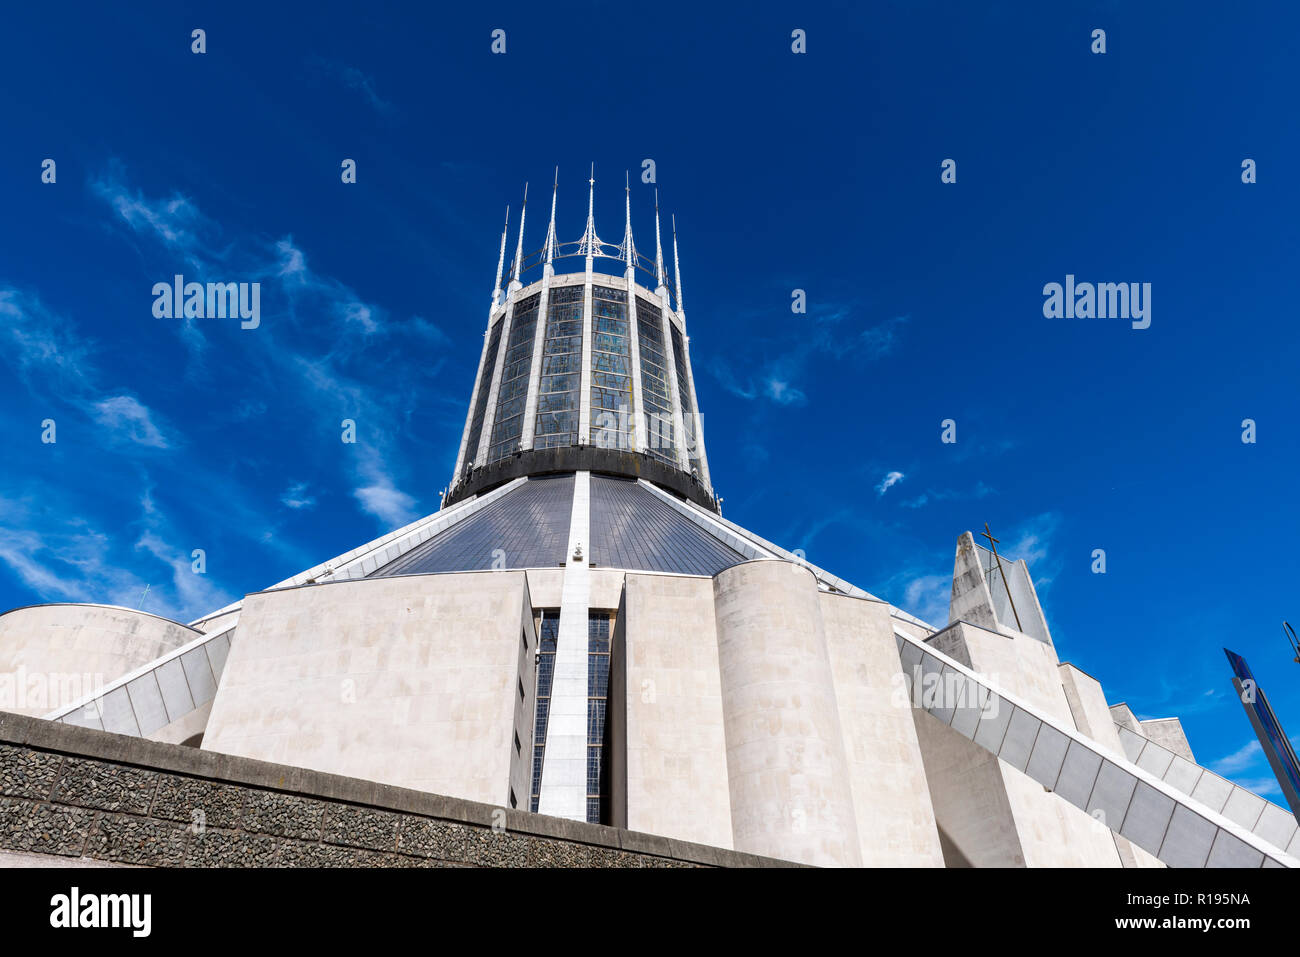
xmin=609 ymin=568 xmax=946 ymax=867
xmin=1141 ymin=717 xmax=1196 ymax=763
xmin=202 ymin=572 xmax=535 ymax=809
xmin=149 ymin=700 xmax=212 ymax=747
xmin=189 ymin=609 xmax=240 ymax=636
xmin=0 ymin=711 xmax=795 ymax=868
xmin=525 ymin=569 xmax=564 ymax=609
xmin=912 ymin=710 xmax=1026 ymax=865
xmin=1111 ymin=703 xmax=1145 ymax=736
xmin=916 ymin=623 xmax=1124 ymax=867
xmin=949 ymin=533 xmax=998 ymax=632
xmin=525 ymin=568 xmax=625 ymax=612
xmin=589 ymin=568 xmax=627 ymax=611
xmin=0 ymin=604 xmax=197 ymax=716
xmin=509 ymin=595 xmax=539 ymax=809
xmin=1059 ymin=663 xmax=1164 ymax=867
xmin=1059 ymin=664 xmax=1119 ymax=747
xmin=713 ymin=561 xmax=861 ymax=867
xmin=610 ymin=573 xmax=732 ymax=849
xmin=819 ymin=592 xmax=945 ymax=866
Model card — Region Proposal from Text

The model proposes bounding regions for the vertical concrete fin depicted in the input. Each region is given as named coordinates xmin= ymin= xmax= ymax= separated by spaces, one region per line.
xmin=537 ymin=471 xmax=591 ymax=821
xmin=949 ymin=531 xmax=997 ymax=631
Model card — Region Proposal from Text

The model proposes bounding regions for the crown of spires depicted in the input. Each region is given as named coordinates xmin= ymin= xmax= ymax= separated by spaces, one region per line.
xmin=491 ymin=166 xmax=684 ymax=313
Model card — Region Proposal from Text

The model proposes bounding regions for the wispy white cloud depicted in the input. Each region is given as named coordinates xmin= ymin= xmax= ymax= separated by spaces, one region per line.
xmin=1230 ymin=776 xmax=1282 ymax=798
xmin=0 ymin=162 xmax=449 ymax=624
xmin=353 ymin=450 xmax=418 ymax=526
xmin=91 ymin=395 xmax=172 ymax=449
xmin=91 ymin=169 xmax=430 ymax=532
xmin=0 ymin=286 xmax=177 ymax=454
xmin=876 ymin=470 xmax=905 ymax=496
xmin=232 ymin=398 xmax=267 ymax=420
xmin=0 ymin=523 xmax=116 ymax=604
xmin=340 ymin=301 xmax=379 ymax=335
xmin=765 ymin=378 xmax=806 ymax=406
xmin=0 ymin=493 xmax=226 ymax=617
xmin=404 ymin=315 xmax=449 ymax=344
xmin=709 ymin=359 xmax=757 ymax=401
xmin=901 ymin=573 xmax=951 ymax=628
xmin=1132 ymin=684 xmax=1228 ymax=723
xmin=0 ymin=287 xmax=96 ymax=393
xmin=91 ymin=164 xmax=220 ymax=271
xmin=900 ymin=481 xmax=995 ymax=510
xmin=858 ymin=315 xmax=908 ymax=358
xmin=786 ymin=509 xmax=857 ymax=555
xmin=1209 ymin=739 xmax=1262 ymax=775
xmin=134 ymin=488 xmax=233 ymax=617
xmin=339 ymin=65 xmax=396 ymax=115
xmin=1004 ymin=512 xmax=1060 ymax=572
xmin=709 ymin=312 xmax=908 ymax=406
xmin=276 ymin=238 xmax=307 ymax=278
xmin=280 ymin=482 xmax=316 ymax=510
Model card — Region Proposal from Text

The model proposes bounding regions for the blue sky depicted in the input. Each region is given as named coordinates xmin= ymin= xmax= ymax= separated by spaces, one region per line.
xmin=1 ymin=1 xmax=1298 ymax=797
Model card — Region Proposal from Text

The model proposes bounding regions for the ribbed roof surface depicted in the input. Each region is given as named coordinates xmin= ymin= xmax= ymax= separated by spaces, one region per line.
xmin=371 ymin=473 xmax=574 ymax=576
xmin=370 ymin=472 xmax=746 ymax=578
xmin=588 ymin=475 xmax=744 ymax=576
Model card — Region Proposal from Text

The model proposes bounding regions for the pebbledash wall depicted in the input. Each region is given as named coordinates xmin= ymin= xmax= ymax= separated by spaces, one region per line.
xmin=0 ymin=711 xmax=795 ymax=868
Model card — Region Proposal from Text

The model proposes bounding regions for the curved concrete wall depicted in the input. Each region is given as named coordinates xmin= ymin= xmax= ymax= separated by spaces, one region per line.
xmin=713 ymin=561 xmax=862 ymax=866
xmin=0 ymin=604 xmax=197 ymax=716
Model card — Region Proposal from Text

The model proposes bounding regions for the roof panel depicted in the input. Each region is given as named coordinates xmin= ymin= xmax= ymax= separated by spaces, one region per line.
xmin=371 ymin=474 xmax=574 ymax=576
xmin=371 ymin=472 xmax=746 ymax=578
xmin=589 ymin=474 xmax=744 ymax=576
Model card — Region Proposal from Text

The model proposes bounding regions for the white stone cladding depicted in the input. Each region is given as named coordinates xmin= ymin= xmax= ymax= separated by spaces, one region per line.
xmin=0 ymin=604 xmax=197 ymax=717
xmin=537 ymin=471 xmax=591 ymax=820
xmin=712 ymin=561 xmax=863 ymax=866
xmin=199 ymin=572 xmax=537 ymax=808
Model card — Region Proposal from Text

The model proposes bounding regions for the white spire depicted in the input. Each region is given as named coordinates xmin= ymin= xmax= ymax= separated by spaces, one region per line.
xmin=579 ymin=163 xmax=599 ymax=263
xmin=544 ymin=167 xmax=559 ymax=268
xmin=621 ymin=171 xmax=636 ymax=267
xmin=510 ymin=183 xmax=528 ymax=287
xmin=653 ymin=189 xmax=665 ymax=289
xmin=672 ymin=213 xmax=684 ymax=315
xmin=492 ymin=205 xmax=509 ymax=308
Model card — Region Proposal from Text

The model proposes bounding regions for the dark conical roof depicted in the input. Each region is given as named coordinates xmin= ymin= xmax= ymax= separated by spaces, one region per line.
xmin=369 ymin=472 xmax=745 ymax=578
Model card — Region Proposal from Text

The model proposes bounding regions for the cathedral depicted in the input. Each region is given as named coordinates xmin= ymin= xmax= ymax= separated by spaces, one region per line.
xmin=0 ymin=171 xmax=1294 ymax=868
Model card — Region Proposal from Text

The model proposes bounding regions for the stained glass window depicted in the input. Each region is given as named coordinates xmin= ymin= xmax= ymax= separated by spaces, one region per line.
xmin=488 ymin=293 xmax=541 ymax=462
xmin=530 ymin=609 xmax=560 ymax=812
xmin=534 ymin=286 xmax=585 ymax=449
xmin=635 ymin=298 xmax=675 ymax=465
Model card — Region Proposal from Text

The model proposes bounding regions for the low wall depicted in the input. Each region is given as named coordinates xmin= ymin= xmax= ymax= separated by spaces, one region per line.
xmin=0 ymin=711 xmax=795 ymax=868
